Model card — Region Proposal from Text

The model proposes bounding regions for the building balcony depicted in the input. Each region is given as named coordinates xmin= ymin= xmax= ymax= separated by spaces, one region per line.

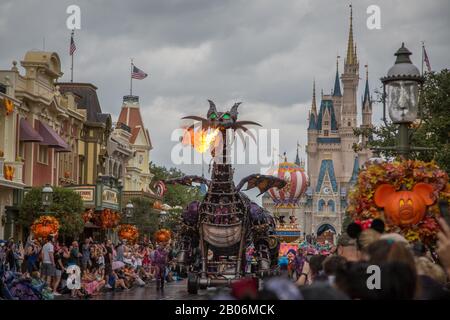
xmin=0 ymin=158 xmax=25 ymax=188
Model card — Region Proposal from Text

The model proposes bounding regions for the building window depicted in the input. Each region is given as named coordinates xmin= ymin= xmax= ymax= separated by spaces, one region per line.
xmin=318 ymin=199 xmax=325 ymax=211
xmin=38 ymin=145 xmax=49 ymax=164
xmin=324 ymin=121 xmax=329 ymax=126
xmin=348 ymin=121 xmax=351 ymax=127
xmin=327 ymin=200 xmax=335 ymax=212
xmin=324 ymin=130 xmax=329 ymax=136
xmin=18 ymin=141 xmax=25 ymax=159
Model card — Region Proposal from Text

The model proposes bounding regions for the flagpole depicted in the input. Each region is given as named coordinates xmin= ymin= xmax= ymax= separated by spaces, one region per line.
xmin=421 ymin=41 xmax=424 ymax=76
xmin=71 ymin=29 xmax=74 ymax=82
xmin=130 ymin=58 xmax=133 ymax=96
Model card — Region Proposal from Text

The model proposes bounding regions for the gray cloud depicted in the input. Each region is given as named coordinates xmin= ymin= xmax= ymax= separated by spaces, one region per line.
xmin=1 ymin=0 xmax=449 ymax=202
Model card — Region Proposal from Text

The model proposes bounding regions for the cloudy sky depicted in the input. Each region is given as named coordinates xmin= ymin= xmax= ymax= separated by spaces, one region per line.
xmin=1 ymin=0 xmax=449 ymax=200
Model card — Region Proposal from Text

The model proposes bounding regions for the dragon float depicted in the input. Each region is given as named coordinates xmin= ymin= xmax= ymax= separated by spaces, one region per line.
xmin=162 ymin=100 xmax=286 ymax=293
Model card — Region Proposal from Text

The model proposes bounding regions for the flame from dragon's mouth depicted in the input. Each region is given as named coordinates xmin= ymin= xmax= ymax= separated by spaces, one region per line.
xmin=182 ymin=127 xmax=220 ymax=153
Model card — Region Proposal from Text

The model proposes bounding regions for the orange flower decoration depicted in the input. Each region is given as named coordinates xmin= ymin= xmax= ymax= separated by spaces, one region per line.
xmin=118 ymin=224 xmax=139 ymax=242
xmin=31 ymin=216 xmax=59 ymax=240
xmin=154 ymin=229 xmax=171 ymax=244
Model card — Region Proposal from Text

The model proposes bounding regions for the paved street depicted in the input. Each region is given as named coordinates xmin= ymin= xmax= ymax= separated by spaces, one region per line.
xmin=81 ymin=279 xmax=224 ymax=300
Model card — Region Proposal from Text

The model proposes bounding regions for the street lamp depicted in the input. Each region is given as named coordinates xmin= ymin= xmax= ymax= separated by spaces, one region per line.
xmin=159 ymin=210 xmax=167 ymax=228
xmin=42 ymin=184 xmax=53 ymax=208
xmin=125 ymin=200 xmax=134 ymax=223
xmin=375 ymin=42 xmax=430 ymax=159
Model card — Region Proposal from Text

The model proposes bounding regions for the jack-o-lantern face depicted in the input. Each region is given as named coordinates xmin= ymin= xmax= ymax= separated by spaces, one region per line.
xmin=374 ymin=183 xmax=435 ymax=226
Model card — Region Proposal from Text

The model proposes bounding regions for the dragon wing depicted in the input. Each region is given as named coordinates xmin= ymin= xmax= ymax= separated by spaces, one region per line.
xmin=236 ymin=174 xmax=286 ymax=196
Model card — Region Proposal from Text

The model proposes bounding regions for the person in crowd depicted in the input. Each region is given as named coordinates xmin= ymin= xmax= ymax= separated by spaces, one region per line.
xmin=81 ymin=267 xmax=106 ymax=296
xmin=116 ymin=241 xmax=125 ymax=263
xmin=336 ymin=234 xmax=358 ymax=262
xmin=68 ymin=241 xmax=82 ymax=267
xmin=40 ymin=235 xmax=55 ymax=288
xmin=152 ymin=242 xmax=169 ymax=290
xmin=53 ymin=244 xmax=67 ymax=296
xmin=81 ymin=238 xmax=92 ymax=272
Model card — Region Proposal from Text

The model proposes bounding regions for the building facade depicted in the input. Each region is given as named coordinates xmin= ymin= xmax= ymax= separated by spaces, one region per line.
xmin=116 ymin=95 xmax=157 ymax=203
xmin=0 ymin=51 xmax=86 ymax=239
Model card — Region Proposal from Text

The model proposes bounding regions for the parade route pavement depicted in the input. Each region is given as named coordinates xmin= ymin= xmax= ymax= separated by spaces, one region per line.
xmin=60 ymin=279 xmax=228 ymax=300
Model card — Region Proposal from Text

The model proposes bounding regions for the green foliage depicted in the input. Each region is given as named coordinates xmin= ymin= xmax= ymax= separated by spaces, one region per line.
xmin=19 ymin=187 xmax=85 ymax=238
xmin=150 ymin=162 xmax=203 ymax=208
xmin=355 ymin=69 xmax=450 ymax=173
xmin=128 ymin=197 xmax=160 ymax=238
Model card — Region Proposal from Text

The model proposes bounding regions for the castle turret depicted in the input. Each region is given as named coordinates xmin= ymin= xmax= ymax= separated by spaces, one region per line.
xmin=332 ymin=57 xmax=343 ymax=127
xmin=362 ymin=65 xmax=372 ymax=128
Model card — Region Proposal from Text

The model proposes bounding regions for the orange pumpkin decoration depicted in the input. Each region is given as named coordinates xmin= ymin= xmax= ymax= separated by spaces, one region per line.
xmin=4 ymin=165 xmax=15 ymax=181
xmin=118 ymin=224 xmax=139 ymax=242
xmin=374 ymin=183 xmax=435 ymax=226
xmin=3 ymin=98 xmax=14 ymax=115
xmin=154 ymin=229 xmax=171 ymax=243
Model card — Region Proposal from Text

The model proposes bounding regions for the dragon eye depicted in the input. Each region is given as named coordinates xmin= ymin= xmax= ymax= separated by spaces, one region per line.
xmin=399 ymin=199 xmax=405 ymax=207
xmin=209 ymin=113 xmax=217 ymax=120
xmin=222 ymin=113 xmax=231 ymax=120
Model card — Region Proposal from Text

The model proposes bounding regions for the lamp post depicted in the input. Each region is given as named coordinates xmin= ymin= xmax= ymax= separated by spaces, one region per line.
xmin=374 ymin=43 xmax=433 ymax=158
xmin=41 ymin=184 xmax=53 ymax=213
xmin=159 ymin=210 xmax=167 ymax=229
xmin=124 ymin=200 xmax=134 ymax=224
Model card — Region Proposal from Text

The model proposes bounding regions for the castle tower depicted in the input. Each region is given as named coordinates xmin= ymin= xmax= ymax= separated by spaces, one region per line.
xmin=339 ymin=4 xmax=360 ymax=183
xmin=307 ymin=80 xmax=318 ymax=178
xmin=341 ymin=4 xmax=359 ymax=129
xmin=358 ymin=64 xmax=373 ymax=165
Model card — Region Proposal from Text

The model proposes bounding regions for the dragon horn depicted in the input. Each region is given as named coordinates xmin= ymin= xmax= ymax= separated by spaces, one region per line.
xmin=207 ymin=99 xmax=217 ymax=118
xmin=230 ymin=102 xmax=242 ymax=120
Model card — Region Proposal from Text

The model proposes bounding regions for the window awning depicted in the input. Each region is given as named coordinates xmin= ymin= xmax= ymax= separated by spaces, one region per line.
xmin=19 ymin=118 xmax=43 ymax=142
xmin=37 ymin=121 xmax=71 ymax=152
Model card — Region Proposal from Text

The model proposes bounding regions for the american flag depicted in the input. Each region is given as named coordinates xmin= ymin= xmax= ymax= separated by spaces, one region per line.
xmin=69 ymin=32 xmax=76 ymax=56
xmin=423 ymin=46 xmax=431 ymax=72
xmin=132 ymin=65 xmax=148 ymax=79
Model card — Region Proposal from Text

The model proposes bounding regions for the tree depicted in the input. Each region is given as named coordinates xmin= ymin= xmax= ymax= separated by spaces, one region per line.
xmin=354 ymin=69 xmax=450 ymax=173
xmin=150 ymin=162 xmax=203 ymax=208
xmin=128 ymin=197 xmax=160 ymax=238
xmin=19 ymin=187 xmax=85 ymax=239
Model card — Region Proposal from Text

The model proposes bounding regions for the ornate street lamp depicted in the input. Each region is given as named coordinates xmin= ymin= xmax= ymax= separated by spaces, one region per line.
xmin=42 ymin=184 xmax=53 ymax=208
xmin=125 ymin=200 xmax=134 ymax=223
xmin=381 ymin=43 xmax=423 ymax=124
xmin=374 ymin=42 xmax=432 ymax=158
xmin=159 ymin=210 xmax=167 ymax=228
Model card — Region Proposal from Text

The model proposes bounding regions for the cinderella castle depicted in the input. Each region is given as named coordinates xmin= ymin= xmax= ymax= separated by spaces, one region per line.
xmin=263 ymin=6 xmax=373 ymax=242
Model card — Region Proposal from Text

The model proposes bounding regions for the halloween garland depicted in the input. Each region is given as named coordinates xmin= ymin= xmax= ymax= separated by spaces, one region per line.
xmin=347 ymin=159 xmax=449 ymax=246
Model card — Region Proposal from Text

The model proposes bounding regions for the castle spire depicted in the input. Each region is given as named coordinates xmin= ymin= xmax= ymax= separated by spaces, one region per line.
xmin=363 ymin=64 xmax=371 ymax=107
xmin=308 ymin=80 xmax=318 ymax=130
xmin=295 ymin=141 xmax=301 ymax=166
xmin=311 ymin=79 xmax=317 ymax=115
xmin=333 ymin=56 xmax=342 ymax=96
xmin=346 ymin=4 xmax=355 ymax=65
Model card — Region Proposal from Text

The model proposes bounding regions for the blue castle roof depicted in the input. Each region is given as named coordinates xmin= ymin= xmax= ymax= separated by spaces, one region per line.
xmin=333 ymin=69 xmax=342 ymax=97
xmin=316 ymin=159 xmax=338 ymax=193
xmin=317 ymin=99 xmax=338 ymax=131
